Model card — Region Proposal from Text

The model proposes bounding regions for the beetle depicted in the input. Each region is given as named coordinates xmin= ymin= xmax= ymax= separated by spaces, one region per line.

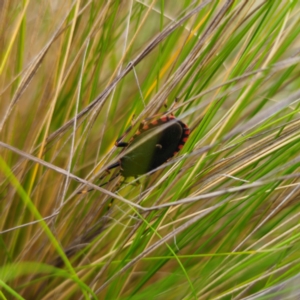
xmin=107 ymin=114 xmax=190 ymax=178
xmin=78 ymin=114 xmax=190 ymax=195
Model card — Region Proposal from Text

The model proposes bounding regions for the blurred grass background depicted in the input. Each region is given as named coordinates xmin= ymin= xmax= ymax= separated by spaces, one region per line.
xmin=2 ymin=0 xmax=300 ymax=299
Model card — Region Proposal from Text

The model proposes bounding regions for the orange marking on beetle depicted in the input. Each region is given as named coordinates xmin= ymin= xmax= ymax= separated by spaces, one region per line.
xmin=107 ymin=114 xmax=190 ymax=177
xmin=160 ymin=116 xmax=168 ymax=122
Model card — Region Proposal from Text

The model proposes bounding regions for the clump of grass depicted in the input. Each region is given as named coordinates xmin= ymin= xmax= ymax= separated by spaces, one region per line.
xmin=1 ymin=1 xmax=300 ymax=299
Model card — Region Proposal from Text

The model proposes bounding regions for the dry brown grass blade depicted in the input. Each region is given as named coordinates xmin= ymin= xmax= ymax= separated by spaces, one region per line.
xmin=0 ymin=141 xmax=141 ymax=210
xmin=92 ymin=0 xmax=235 ymax=293
xmin=0 ymin=3 xmax=77 ymax=133
xmin=144 ymin=0 xmax=235 ymax=117
xmin=4 ymin=2 xmax=215 ymax=193
xmin=44 ymin=0 xmax=213 ymax=146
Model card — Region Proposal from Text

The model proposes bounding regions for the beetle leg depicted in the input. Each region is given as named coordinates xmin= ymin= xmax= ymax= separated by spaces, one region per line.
xmin=115 ymin=141 xmax=128 ymax=147
xmin=107 ymin=161 xmax=121 ymax=170
xmin=115 ymin=133 xmax=130 ymax=146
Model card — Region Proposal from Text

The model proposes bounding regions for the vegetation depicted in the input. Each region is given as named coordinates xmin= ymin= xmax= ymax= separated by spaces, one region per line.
xmin=1 ymin=1 xmax=300 ymax=299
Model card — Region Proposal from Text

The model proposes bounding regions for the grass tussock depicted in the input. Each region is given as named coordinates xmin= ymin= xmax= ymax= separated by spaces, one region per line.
xmin=1 ymin=1 xmax=300 ymax=299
